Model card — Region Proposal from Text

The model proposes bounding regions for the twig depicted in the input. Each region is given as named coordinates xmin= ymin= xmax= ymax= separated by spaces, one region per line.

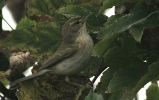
xmin=2 ymin=17 xmax=14 ymax=30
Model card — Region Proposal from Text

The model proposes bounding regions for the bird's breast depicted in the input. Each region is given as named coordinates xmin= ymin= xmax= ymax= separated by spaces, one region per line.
xmin=52 ymin=33 xmax=93 ymax=75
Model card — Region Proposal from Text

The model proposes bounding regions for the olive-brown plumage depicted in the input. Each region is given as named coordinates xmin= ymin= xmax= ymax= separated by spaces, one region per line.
xmin=11 ymin=16 xmax=93 ymax=86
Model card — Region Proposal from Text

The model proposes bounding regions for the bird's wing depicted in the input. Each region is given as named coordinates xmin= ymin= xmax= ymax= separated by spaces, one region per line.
xmin=40 ymin=45 xmax=78 ymax=70
xmin=10 ymin=45 xmax=78 ymax=88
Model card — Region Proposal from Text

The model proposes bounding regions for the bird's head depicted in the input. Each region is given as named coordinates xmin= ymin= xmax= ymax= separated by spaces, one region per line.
xmin=62 ymin=16 xmax=88 ymax=42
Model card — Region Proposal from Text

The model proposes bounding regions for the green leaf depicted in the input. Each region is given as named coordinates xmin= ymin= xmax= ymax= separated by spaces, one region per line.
xmin=146 ymin=82 xmax=159 ymax=100
xmin=106 ymin=58 xmax=147 ymax=100
xmin=132 ymin=61 xmax=159 ymax=95
xmin=108 ymin=59 xmax=147 ymax=93
xmin=81 ymin=56 xmax=107 ymax=77
xmin=103 ymin=33 xmax=141 ymax=68
xmin=87 ymin=14 xmax=108 ymax=36
xmin=0 ymin=0 xmax=4 ymax=8
xmin=103 ymin=8 xmax=157 ymax=37
xmin=16 ymin=17 xmax=36 ymax=29
xmin=0 ymin=20 xmax=60 ymax=56
xmin=87 ymin=14 xmax=108 ymax=27
xmin=27 ymin=0 xmax=57 ymax=16
xmin=58 ymin=4 xmax=97 ymax=17
xmin=96 ymin=33 xmax=147 ymax=99
xmin=93 ymin=33 xmax=116 ymax=56
xmin=108 ymin=88 xmax=133 ymax=100
xmin=1 ymin=79 xmax=9 ymax=86
xmin=129 ymin=26 xmax=144 ymax=42
xmin=130 ymin=11 xmax=159 ymax=42
xmin=49 ymin=0 xmax=66 ymax=8
xmin=85 ymin=92 xmax=104 ymax=100
xmin=95 ymin=68 xmax=115 ymax=94
xmin=93 ymin=15 xmax=123 ymax=57
xmin=97 ymin=34 xmax=148 ymax=99
xmin=94 ymin=5 xmax=158 ymax=56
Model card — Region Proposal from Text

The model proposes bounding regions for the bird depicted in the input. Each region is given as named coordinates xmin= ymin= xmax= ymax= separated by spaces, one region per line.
xmin=11 ymin=16 xmax=94 ymax=87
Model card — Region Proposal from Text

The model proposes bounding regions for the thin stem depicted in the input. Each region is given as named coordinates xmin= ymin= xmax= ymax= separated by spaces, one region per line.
xmin=2 ymin=17 xmax=14 ymax=30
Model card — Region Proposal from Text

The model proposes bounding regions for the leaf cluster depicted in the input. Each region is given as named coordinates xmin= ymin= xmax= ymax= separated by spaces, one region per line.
xmin=0 ymin=0 xmax=159 ymax=99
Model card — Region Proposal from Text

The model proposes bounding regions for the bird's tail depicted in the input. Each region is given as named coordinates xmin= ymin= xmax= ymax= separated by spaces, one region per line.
xmin=10 ymin=69 xmax=51 ymax=89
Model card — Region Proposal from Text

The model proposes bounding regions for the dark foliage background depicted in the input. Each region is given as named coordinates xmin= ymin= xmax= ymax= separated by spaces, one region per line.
xmin=0 ymin=0 xmax=159 ymax=100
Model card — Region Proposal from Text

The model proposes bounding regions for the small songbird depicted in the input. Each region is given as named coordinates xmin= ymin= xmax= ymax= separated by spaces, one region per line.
xmin=11 ymin=16 xmax=94 ymax=86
